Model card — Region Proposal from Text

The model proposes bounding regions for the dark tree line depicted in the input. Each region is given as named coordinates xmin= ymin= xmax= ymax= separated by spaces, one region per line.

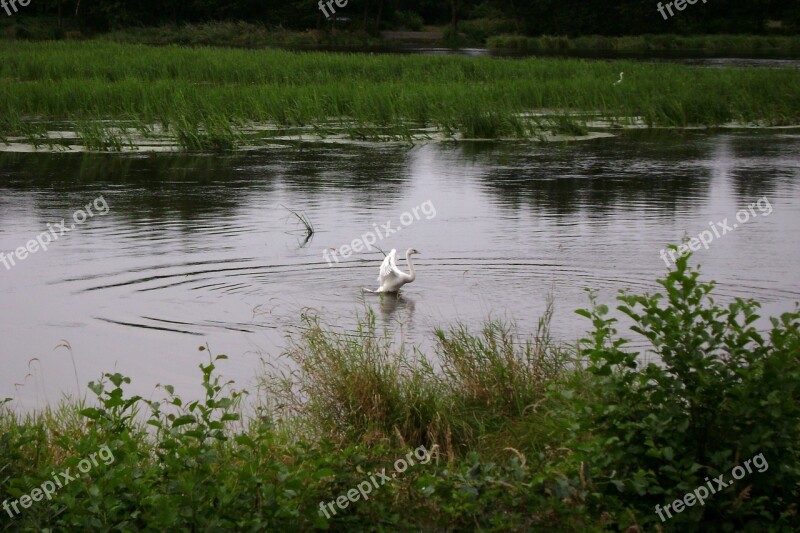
xmin=23 ymin=0 xmax=800 ymax=35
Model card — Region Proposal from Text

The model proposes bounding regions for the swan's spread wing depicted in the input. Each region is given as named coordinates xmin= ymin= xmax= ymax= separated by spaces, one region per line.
xmin=378 ymin=249 xmax=402 ymax=283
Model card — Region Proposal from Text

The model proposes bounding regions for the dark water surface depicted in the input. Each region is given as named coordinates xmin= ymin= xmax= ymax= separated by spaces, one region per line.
xmin=2 ymin=132 xmax=799 ymax=408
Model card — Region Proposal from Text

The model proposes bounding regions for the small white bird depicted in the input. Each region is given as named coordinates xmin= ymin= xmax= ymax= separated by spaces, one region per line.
xmin=613 ymin=72 xmax=624 ymax=85
xmin=364 ymin=248 xmax=420 ymax=293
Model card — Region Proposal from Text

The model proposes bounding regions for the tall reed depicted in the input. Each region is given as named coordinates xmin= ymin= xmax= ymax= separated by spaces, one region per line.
xmin=1 ymin=40 xmax=798 ymax=148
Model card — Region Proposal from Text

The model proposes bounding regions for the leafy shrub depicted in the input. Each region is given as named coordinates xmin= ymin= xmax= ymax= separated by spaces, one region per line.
xmin=486 ymin=34 xmax=542 ymax=51
xmin=576 ymin=252 xmax=800 ymax=530
xmin=392 ymin=11 xmax=424 ymax=32
xmin=14 ymin=25 xmax=31 ymax=40
xmin=458 ymin=18 xmax=518 ymax=44
xmin=0 ymin=401 xmax=47 ymax=500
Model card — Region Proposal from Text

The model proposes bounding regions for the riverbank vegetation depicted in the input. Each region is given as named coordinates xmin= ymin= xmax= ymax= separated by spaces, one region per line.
xmin=1 ymin=40 xmax=799 ymax=151
xmin=2 ymin=256 xmax=799 ymax=530
xmin=1 ymin=19 xmax=386 ymax=50
xmin=488 ymin=33 xmax=800 ymax=55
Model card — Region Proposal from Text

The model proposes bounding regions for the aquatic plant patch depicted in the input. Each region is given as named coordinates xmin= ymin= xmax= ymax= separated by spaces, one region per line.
xmin=1 ymin=40 xmax=799 ymax=150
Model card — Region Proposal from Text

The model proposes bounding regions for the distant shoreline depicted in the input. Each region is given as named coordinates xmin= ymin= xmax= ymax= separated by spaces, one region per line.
xmin=2 ymin=19 xmax=799 ymax=58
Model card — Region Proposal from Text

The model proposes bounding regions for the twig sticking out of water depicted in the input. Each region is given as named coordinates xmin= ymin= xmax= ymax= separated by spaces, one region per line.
xmin=282 ymin=205 xmax=315 ymax=244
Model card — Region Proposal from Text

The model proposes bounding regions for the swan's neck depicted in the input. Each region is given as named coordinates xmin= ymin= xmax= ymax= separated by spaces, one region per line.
xmin=405 ymin=252 xmax=417 ymax=281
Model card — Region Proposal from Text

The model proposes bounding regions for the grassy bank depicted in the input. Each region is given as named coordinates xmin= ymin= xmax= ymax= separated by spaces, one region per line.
xmin=2 ymin=256 xmax=799 ymax=530
xmin=488 ymin=33 xmax=800 ymax=55
xmin=1 ymin=40 xmax=799 ymax=151
xmin=102 ymin=22 xmax=384 ymax=50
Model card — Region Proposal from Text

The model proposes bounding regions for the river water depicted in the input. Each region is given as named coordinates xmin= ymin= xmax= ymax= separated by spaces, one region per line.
xmin=1 ymin=131 xmax=799 ymax=408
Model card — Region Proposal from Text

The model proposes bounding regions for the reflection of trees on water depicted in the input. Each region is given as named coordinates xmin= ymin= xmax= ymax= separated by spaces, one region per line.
xmin=450 ymin=135 xmax=714 ymax=217
xmin=442 ymin=134 xmax=792 ymax=219
xmin=719 ymin=135 xmax=798 ymax=201
xmin=1 ymin=133 xmax=793 ymax=230
xmin=0 ymin=143 xmax=413 ymax=227
xmin=0 ymin=151 xmax=265 ymax=224
xmin=274 ymin=143 xmax=412 ymax=201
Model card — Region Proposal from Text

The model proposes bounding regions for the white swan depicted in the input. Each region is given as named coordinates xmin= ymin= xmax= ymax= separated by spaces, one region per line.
xmin=364 ymin=248 xmax=419 ymax=293
xmin=613 ymin=72 xmax=624 ymax=85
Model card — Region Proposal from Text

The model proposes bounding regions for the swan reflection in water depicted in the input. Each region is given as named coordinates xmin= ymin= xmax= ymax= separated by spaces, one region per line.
xmin=375 ymin=292 xmax=416 ymax=327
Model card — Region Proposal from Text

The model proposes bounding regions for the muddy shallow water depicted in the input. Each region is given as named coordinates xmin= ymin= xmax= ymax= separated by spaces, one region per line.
xmin=1 ymin=131 xmax=799 ymax=408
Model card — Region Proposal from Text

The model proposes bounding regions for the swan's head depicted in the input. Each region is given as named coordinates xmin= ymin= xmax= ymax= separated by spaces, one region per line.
xmin=406 ymin=248 xmax=420 ymax=255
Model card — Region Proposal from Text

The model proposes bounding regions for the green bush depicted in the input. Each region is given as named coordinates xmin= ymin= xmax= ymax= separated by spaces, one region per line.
xmin=392 ymin=11 xmax=424 ymax=32
xmin=486 ymin=34 xmax=540 ymax=51
xmin=575 ymin=251 xmax=800 ymax=530
xmin=458 ymin=18 xmax=518 ymax=44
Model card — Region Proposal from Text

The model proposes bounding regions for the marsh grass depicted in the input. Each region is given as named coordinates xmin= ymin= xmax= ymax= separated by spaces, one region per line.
xmin=172 ymin=114 xmax=240 ymax=151
xmin=0 ymin=40 xmax=798 ymax=150
xmin=272 ymin=311 xmax=441 ymax=445
xmin=549 ymin=115 xmax=589 ymax=136
xmin=76 ymin=121 xmax=135 ymax=152
xmin=273 ymin=296 xmax=578 ymax=462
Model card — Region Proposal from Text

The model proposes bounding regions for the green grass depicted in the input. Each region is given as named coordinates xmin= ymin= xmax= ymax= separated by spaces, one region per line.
xmin=0 ymin=40 xmax=798 ymax=150
xmin=270 ymin=297 xmax=573 ymax=461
